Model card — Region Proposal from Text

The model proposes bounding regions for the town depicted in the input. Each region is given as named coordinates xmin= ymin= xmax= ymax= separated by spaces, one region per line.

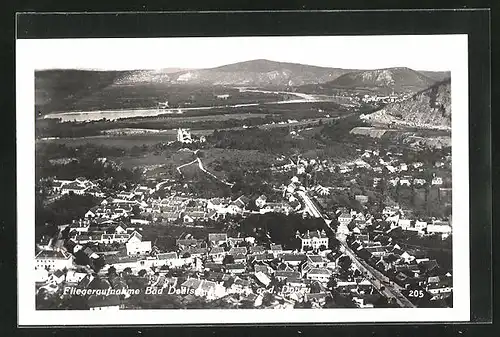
xmin=35 ymin=133 xmax=453 ymax=310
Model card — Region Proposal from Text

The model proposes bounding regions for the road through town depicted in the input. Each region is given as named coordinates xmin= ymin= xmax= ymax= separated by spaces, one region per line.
xmin=296 ymin=190 xmax=416 ymax=308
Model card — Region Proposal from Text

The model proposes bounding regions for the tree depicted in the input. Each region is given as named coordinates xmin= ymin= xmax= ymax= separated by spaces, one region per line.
xmin=262 ymin=292 xmax=273 ymax=307
xmin=328 ymin=238 xmax=341 ymax=251
xmin=222 ymin=255 xmax=235 ymax=265
xmin=310 ymin=281 xmax=322 ymax=294
xmin=74 ymin=250 xmax=91 ymax=267
xmin=107 ymin=266 xmax=117 ymax=278
xmin=338 ymin=255 xmax=352 ymax=271
xmin=327 ymin=275 xmax=337 ymax=291
xmin=91 ymin=256 xmax=105 ymax=273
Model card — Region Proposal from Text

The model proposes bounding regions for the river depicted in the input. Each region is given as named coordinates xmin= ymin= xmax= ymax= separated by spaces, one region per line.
xmin=41 ymin=89 xmax=336 ymax=122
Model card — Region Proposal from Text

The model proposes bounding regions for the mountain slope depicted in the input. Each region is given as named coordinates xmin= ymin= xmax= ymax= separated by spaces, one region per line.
xmin=165 ymin=59 xmax=355 ymax=87
xmin=35 ymin=69 xmax=132 ymax=115
xmin=363 ymin=79 xmax=451 ymax=128
xmin=318 ymin=67 xmax=437 ymax=94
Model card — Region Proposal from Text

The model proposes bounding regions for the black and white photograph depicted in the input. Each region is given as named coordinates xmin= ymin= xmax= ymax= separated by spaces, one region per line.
xmin=17 ymin=33 xmax=471 ymax=325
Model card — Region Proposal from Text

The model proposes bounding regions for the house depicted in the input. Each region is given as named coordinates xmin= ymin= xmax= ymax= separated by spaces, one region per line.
xmin=133 ymin=185 xmax=151 ymax=197
xmin=156 ymin=252 xmax=179 ymax=266
xmin=352 ymin=295 xmax=376 ymax=308
xmin=400 ymin=251 xmax=416 ymax=264
xmin=297 ymin=230 xmax=329 ymax=251
xmin=233 ymin=254 xmax=246 ymax=264
xmin=399 ymin=178 xmax=412 ymax=186
xmin=355 ymin=195 xmax=369 ymax=205
xmin=61 ymin=182 xmax=88 ymax=195
xmin=71 ymin=221 xmax=91 ymax=234
xmin=209 ymin=247 xmax=226 ymax=263
xmin=385 ymin=165 xmax=397 ymax=173
xmin=208 ymin=233 xmax=228 ymax=247
xmin=161 ymin=211 xmax=181 ymax=222
xmin=35 ymin=250 xmax=73 ymax=271
xmin=431 ymin=177 xmax=443 ymax=185
xmin=183 ymin=211 xmax=206 ymax=223
xmin=35 ymin=268 xmax=50 ymax=282
xmin=354 ymin=234 xmax=370 ymax=244
xmin=181 ymin=278 xmax=226 ymax=300
xmin=282 ymin=254 xmax=307 ymax=267
xmin=255 ymin=195 xmax=267 ymax=208
xmin=413 ymin=178 xmax=426 ymax=186
xmin=306 ymin=255 xmax=326 ymax=268
xmin=88 ymin=294 xmax=121 ymax=311
xmin=426 ymin=277 xmax=453 ymax=299
xmin=269 ymin=244 xmax=283 ymax=256
xmin=254 ymin=264 xmax=273 ymax=275
xmin=275 ymin=270 xmax=301 ymax=281
xmin=47 ymin=269 xmax=66 ymax=284
xmin=226 ymin=263 xmax=246 ymax=274
xmin=101 ymin=234 xmax=130 ymax=245
xmin=116 ymin=192 xmax=134 ymax=200
xmin=207 ymin=198 xmax=225 ymax=211
xmin=125 ymin=232 xmax=151 ymax=256
xmin=375 ymin=258 xmax=392 ymax=272
xmin=227 ymin=237 xmax=245 ymax=247
xmin=419 ymin=259 xmax=440 ymax=275
xmin=86 ymin=187 xmax=105 ymax=198
xmin=304 ymin=292 xmax=329 ymax=306
xmin=181 ymin=247 xmax=208 ymax=259
xmin=50 ymin=180 xmax=68 ymax=193
xmin=260 ymin=202 xmax=293 ymax=215
xmin=130 ymin=219 xmax=150 ymax=226
xmin=229 ymin=278 xmax=253 ymax=296
xmin=250 ymin=246 xmax=266 ymax=255
xmin=364 ymin=246 xmax=390 ymax=257
xmin=254 ymin=271 xmax=271 ymax=287
xmin=415 ymin=220 xmax=428 ymax=232
xmin=315 ymin=185 xmax=330 ymax=196
xmin=176 ymin=238 xmax=198 ymax=248
xmin=36 ymin=236 xmax=54 ymax=251
xmin=427 ymin=223 xmax=452 ymax=239
xmin=338 ymin=213 xmax=353 ymax=226
xmin=228 ymin=195 xmax=250 ymax=213
xmin=229 ymin=247 xmax=247 ymax=256
xmin=85 ymin=209 xmax=97 ymax=218
xmin=398 ymin=219 xmax=412 ymax=230
xmin=83 ymin=247 xmax=100 ymax=260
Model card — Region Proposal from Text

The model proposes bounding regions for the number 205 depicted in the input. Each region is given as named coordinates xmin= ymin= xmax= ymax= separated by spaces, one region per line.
xmin=408 ymin=290 xmax=424 ymax=298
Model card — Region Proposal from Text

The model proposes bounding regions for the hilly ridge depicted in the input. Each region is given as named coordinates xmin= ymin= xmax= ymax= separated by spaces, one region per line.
xmin=363 ymin=79 xmax=451 ymax=129
xmin=140 ymin=59 xmax=355 ymax=87
xmin=319 ymin=67 xmax=438 ymax=94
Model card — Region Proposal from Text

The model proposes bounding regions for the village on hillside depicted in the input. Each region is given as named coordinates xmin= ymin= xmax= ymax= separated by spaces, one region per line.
xmin=35 ymin=143 xmax=453 ymax=310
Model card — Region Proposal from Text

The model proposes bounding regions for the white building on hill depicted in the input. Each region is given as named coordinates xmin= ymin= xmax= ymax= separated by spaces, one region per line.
xmin=177 ymin=128 xmax=192 ymax=143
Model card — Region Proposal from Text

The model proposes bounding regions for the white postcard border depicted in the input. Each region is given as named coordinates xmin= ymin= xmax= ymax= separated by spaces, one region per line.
xmin=17 ymin=35 xmax=469 ymax=325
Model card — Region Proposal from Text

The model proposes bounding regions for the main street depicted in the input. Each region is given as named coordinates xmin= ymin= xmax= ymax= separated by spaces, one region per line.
xmin=296 ymin=190 xmax=416 ymax=308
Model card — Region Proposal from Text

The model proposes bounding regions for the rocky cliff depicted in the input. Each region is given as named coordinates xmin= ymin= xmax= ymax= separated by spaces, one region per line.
xmin=364 ymin=79 xmax=451 ymax=129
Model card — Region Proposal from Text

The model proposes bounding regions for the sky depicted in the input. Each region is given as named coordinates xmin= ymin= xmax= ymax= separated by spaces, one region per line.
xmin=27 ymin=35 xmax=465 ymax=71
